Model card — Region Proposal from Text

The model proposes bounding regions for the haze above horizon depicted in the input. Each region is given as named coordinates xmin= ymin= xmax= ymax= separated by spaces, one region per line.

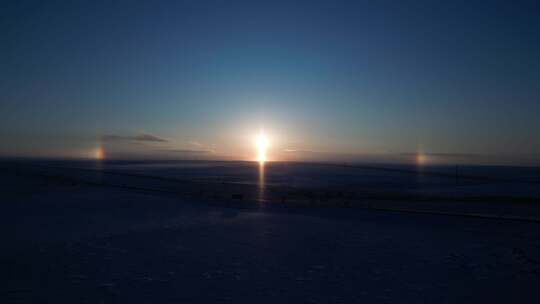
xmin=1 ymin=0 xmax=539 ymax=165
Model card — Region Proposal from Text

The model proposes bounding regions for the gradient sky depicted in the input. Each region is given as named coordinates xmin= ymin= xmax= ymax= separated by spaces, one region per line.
xmin=1 ymin=0 xmax=540 ymax=164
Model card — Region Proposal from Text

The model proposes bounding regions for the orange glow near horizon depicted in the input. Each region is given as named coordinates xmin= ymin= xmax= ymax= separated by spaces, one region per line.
xmin=96 ymin=146 xmax=105 ymax=160
xmin=255 ymin=133 xmax=269 ymax=162
xmin=416 ymin=152 xmax=426 ymax=165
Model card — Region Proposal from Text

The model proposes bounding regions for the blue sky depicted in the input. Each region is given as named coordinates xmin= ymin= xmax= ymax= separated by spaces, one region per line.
xmin=1 ymin=0 xmax=539 ymax=164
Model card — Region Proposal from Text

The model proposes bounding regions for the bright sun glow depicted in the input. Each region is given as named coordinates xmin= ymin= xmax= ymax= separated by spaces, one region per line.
xmin=96 ymin=146 xmax=105 ymax=160
xmin=255 ymin=133 xmax=269 ymax=162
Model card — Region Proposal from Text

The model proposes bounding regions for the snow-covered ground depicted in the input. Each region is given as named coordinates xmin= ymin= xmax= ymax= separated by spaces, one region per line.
xmin=2 ymin=161 xmax=540 ymax=303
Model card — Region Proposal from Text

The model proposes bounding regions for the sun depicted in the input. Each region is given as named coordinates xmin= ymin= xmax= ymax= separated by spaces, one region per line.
xmin=255 ymin=133 xmax=269 ymax=162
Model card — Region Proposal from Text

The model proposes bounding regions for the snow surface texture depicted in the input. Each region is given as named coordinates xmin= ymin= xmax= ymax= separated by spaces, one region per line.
xmin=1 ymin=162 xmax=540 ymax=303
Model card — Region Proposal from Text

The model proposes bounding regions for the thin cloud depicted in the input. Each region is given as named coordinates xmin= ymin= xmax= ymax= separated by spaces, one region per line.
xmin=399 ymin=152 xmax=482 ymax=158
xmin=189 ymin=141 xmax=203 ymax=147
xmin=163 ymin=149 xmax=213 ymax=154
xmin=102 ymin=133 xmax=168 ymax=143
xmin=188 ymin=140 xmax=216 ymax=152
xmin=133 ymin=134 xmax=168 ymax=142
xmin=284 ymin=149 xmax=321 ymax=153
